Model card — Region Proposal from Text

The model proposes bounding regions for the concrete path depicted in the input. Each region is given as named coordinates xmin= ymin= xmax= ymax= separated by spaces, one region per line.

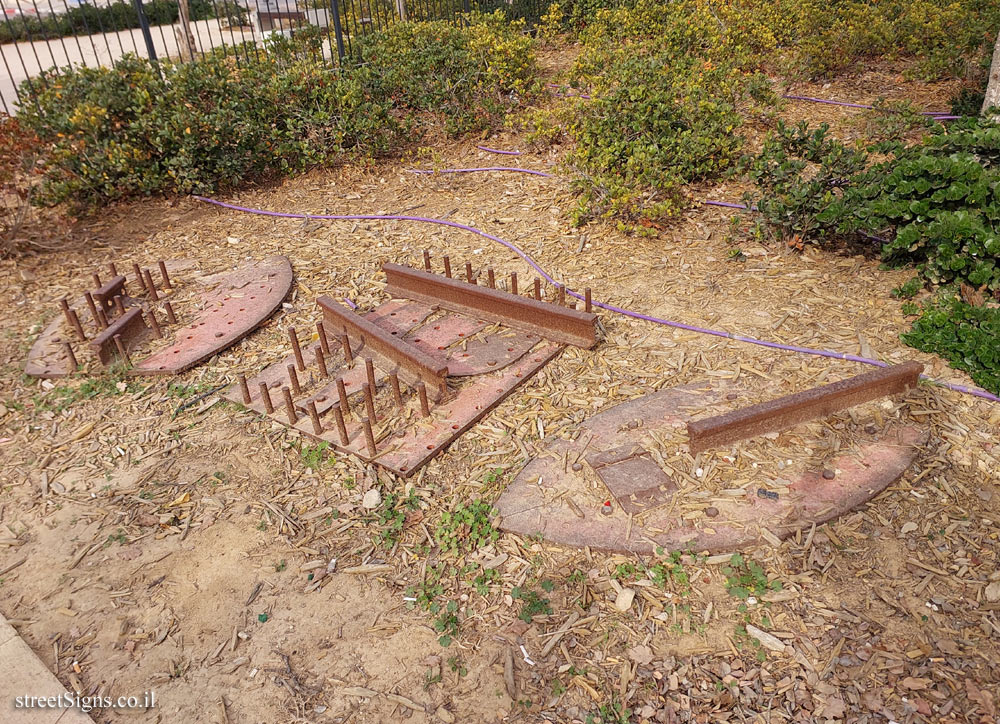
xmin=0 ymin=613 xmax=94 ymax=724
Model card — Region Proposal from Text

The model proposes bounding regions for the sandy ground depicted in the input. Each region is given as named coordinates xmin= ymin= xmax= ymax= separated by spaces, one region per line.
xmin=0 ymin=56 xmax=998 ymax=724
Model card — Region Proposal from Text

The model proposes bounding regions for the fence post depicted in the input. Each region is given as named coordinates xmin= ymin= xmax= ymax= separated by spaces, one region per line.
xmin=131 ymin=0 xmax=159 ymax=63
xmin=396 ymin=0 xmax=407 ymax=21
xmin=329 ymin=0 xmax=346 ymax=60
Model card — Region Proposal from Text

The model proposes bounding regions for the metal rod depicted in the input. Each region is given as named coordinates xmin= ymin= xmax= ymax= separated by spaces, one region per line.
xmin=307 ymin=401 xmax=323 ymax=435
xmin=487 ymin=268 xmax=495 ymax=289
xmin=417 ymin=382 xmax=430 ymax=417
xmin=143 ymin=268 xmax=159 ymax=301
xmin=259 ymin=382 xmax=274 ymax=413
xmin=288 ymin=327 xmax=306 ymax=371
xmin=465 ymin=262 xmax=475 ymax=284
xmin=157 ymin=260 xmax=172 ymax=289
xmin=317 ymin=321 xmax=330 ymax=355
xmin=423 ymin=249 xmax=431 ymax=271
xmin=163 ymin=301 xmax=177 ymax=325
xmin=443 ymin=256 xmax=451 ymax=278
xmin=389 ymin=371 xmax=403 ymax=406
xmin=97 ymin=307 xmax=110 ymax=329
xmin=362 ymin=418 xmax=377 ymax=456
xmin=362 ymin=382 xmax=377 ymax=421
xmin=365 ymin=357 xmax=376 ymax=390
xmin=340 ymin=333 xmax=353 ymax=364
xmin=113 ymin=334 xmax=130 ymax=365
xmin=147 ymin=309 xmax=162 ymax=339
xmin=114 ymin=295 xmax=127 ymax=317
xmin=63 ymin=342 xmax=78 ymax=370
xmin=315 ymin=347 xmax=329 ymax=377
xmin=333 ymin=405 xmax=349 ymax=445
xmin=287 ymin=364 xmax=302 ymax=396
xmin=282 ymin=386 xmax=298 ymax=424
xmin=534 ymin=278 xmax=541 ymax=301
xmin=511 ymin=272 xmax=518 ymax=295
xmin=67 ymin=309 xmax=86 ymax=342
xmin=92 ymin=272 xmax=102 ymax=290
xmin=558 ymin=284 xmax=565 ymax=306
xmin=336 ymin=378 xmax=350 ymax=414
xmin=239 ymin=374 xmax=252 ymax=404
xmin=83 ymin=291 xmax=101 ymax=328
xmin=585 ymin=288 xmax=592 ymax=313
xmin=108 ymin=262 xmax=117 ymax=278
xmin=132 ymin=263 xmax=143 ymax=289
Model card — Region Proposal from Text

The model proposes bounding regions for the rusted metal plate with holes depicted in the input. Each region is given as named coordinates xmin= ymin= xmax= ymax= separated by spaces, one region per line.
xmin=131 ymin=256 xmax=292 ymax=376
xmin=90 ymin=308 xmax=149 ymax=365
xmin=318 ymin=295 xmax=449 ymax=401
xmin=24 ymin=260 xmax=196 ymax=379
xmin=440 ymin=331 xmax=538 ymax=376
xmin=383 ymin=263 xmax=598 ymax=348
xmin=586 ymin=445 xmax=678 ymax=516
xmin=686 ymin=362 xmax=923 ymax=454
xmin=496 ymin=383 xmax=928 ymax=553
xmin=286 ymin=342 xmax=562 ymax=475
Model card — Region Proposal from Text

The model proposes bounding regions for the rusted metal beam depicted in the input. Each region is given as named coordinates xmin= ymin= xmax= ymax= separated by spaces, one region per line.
xmin=687 ymin=362 xmax=924 ymax=455
xmin=382 ymin=263 xmax=598 ymax=349
xmin=91 ymin=275 xmax=126 ymax=313
xmin=89 ymin=308 xmax=149 ymax=365
xmin=317 ymin=295 xmax=449 ymax=401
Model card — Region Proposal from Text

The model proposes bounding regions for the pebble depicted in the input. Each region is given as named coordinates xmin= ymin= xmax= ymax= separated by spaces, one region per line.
xmin=571 ymin=462 xmax=583 ymax=472
xmin=822 ymin=469 xmax=836 ymax=480
xmin=600 ymin=501 xmax=613 ymax=516
xmin=705 ymin=507 xmax=719 ymax=518
xmin=362 ymin=489 xmax=381 ymax=509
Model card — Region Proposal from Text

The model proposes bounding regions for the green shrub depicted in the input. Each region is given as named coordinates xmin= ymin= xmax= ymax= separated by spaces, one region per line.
xmin=21 ymin=14 xmax=535 ymax=207
xmin=902 ymin=294 xmax=1000 ymax=394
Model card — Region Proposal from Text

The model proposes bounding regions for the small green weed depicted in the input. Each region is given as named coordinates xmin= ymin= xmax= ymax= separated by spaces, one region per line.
xmin=435 ymin=499 xmax=499 ymax=555
xmin=722 ymin=554 xmax=781 ymax=600
xmin=298 ymin=441 xmax=330 ymax=470
xmin=511 ymin=586 xmax=552 ymax=622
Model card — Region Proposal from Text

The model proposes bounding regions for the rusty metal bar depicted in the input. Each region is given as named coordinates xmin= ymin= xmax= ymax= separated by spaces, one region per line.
xmin=158 ymin=260 xmax=172 ymax=289
xmin=113 ymin=334 xmax=130 ymax=365
xmin=59 ymin=298 xmax=86 ymax=341
xmin=318 ymin=295 xmax=449 ymax=401
xmin=443 ymin=256 xmax=451 ymax=278
xmin=362 ymin=382 xmax=377 ymax=421
xmin=147 ymin=309 xmax=162 ymax=339
xmin=142 ymin=269 xmax=159 ymax=301
xmin=333 ymin=405 xmax=349 ymax=445
xmin=510 ymin=272 xmax=518 ymax=295
xmin=417 ymin=382 xmax=430 ymax=417
xmin=63 ymin=342 xmax=78 ymax=370
xmin=365 ymin=357 xmax=376 ymax=390
xmin=533 ymin=278 xmax=541 ymax=301
xmin=389 ymin=371 xmax=403 ymax=406
xmin=362 ymin=418 xmax=377 ymax=456
xmin=90 ymin=308 xmax=147 ymax=364
xmin=289 ymin=327 xmax=305 ymax=371
xmin=687 ymin=362 xmax=924 ymax=455
xmin=585 ymin=288 xmax=592 ymax=313
xmin=163 ymin=301 xmax=178 ymax=325
xmin=108 ymin=262 xmax=118 ymax=278
xmin=287 ymin=364 xmax=301 ymax=396
xmin=259 ymin=382 xmax=274 ymax=413
xmin=282 ymin=386 xmax=297 ymax=424
xmin=336 ymin=378 xmax=351 ymax=414
xmin=307 ymin=401 xmax=323 ymax=435
xmin=92 ymin=275 xmax=125 ymax=313
xmin=96 ymin=307 xmax=110 ymax=329
xmin=487 ymin=268 xmax=495 ymax=289
xmin=423 ymin=249 xmax=431 ymax=271
xmin=83 ymin=291 xmax=102 ymax=327
xmin=114 ymin=296 xmax=127 ymax=317
xmin=131 ymin=264 xmax=143 ymax=289
xmin=340 ymin=333 xmax=353 ymax=365
xmin=315 ymin=347 xmax=329 ymax=377
xmin=383 ymin=264 xmax=599 ymax=349
xmin=92 ymin=272 xmax=102 ymax=289
xmin=239 ymin=373 xmax=251 ymax=404
xmin=317 ymin=321 xmax=330 ymax=355
xmin=465 ymin=262 xmax=475 ymax=284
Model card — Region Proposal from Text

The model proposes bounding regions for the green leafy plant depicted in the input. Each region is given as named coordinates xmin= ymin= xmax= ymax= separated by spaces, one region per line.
xmin=511 ymin=586 xmax=552 ymax=622
xmin=433 ymin=600 xmax=461 ymax=647
xmin=434 ymin=499 xmax=499 ymax=555
xmin=722 ymin=554 xmax=781 ymax=600
xmin=376 ymin=489 xmax=420 ymax=549
xmin=298 ymin=441 xmax=330 ymax=470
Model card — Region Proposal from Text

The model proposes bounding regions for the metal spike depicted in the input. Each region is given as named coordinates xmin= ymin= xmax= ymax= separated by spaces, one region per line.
xmin=333 ymin=405 xmax=349 ymax=445
xmin=108 ymin=262 xmax=118 ymax=278
xmin=143 ymin=268 xmax=159 ymax=301
xmin=465 ymin=262 xmax=475 ymax=284
xmin=340 ymin=333 xmax=353 ymax=364
xmin=281 ymin=386 xmax=297 ymax=424
xmin=389 ymin=371 xmax=403 ymax=406
xmin=558 ymin=284 xmax=565 ymax=306
xmin=259 ymin=382 xmax=274 ymax=413
xmin=362 ymin=418 xmax=377 ymax=456
xmin=307 ymin=401 xmax=323 ymax=435
xmin=585 ymin=288 xmax=592 ymax=313
xmin=534 ymin=278 xmax=541 ymax=301
xmin=336 ymin=378 xmax=350 ymax=415
xmin=147 ymin=309 xmax=162 ymax=339
xmin=158 ymin=260 xmax=172 ymax=289
xmin=66 ymin=307 xmax=86 ymax=341
xmin=92 ymin=272 xmax=102 ymax=289
xmin=63 ymin=342 xmax=78 ymax=370
xmin=510 ymin=272 xmax=518 ymax=295
xmin=487 ymin=268 xmax=495 ymax=289
xmin=83 ymin=291 xmax=102 ymax=328
xmin=423 ymin=249 xmax=431 ymax=271
xmin=316 ymin=321 xmax=330 ymax=355
xmin=239 ymin=374 xmax=251 ymax=405
xmin=315 ymin=346 xmax=329 ymax=377
xmin=362 ymin=382 xmax=377 ymax=421
xmin=365 ymin=357 xmax=376 ymax=390
xmin=287 ymin=364 xmax=301 ymax=396
xmin=114 ymin=295 xmax=126 ymax=317
xmin=113 ymin=334 xmax=130 ymax=365
xmin=97 ymin=307 xmax=110 ymax=329
xmin=289 ymin=327 xmax=305 ymax=371
xmin=132 ymin=263 xmax=143 ymax=289
xmin=417 ymin=382 xmax=430 ymax=417
xmin=443 ymin=256 xmax=452 ymax=278
xmin=163 ymin=301 xmax=177 ymax=324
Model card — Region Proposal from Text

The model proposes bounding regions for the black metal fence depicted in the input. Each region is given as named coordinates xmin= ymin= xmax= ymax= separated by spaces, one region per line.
xmin=0 ymin=0 xmax=545 ymax=113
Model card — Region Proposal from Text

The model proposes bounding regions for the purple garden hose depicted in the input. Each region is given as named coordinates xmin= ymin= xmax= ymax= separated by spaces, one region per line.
xmin=476 ymin=145 xmax=522 ymax=156
xmin=408 ymin=167 xmax=554 ymax=178
xmin=193 ymin=194 xmax=999 ymax=404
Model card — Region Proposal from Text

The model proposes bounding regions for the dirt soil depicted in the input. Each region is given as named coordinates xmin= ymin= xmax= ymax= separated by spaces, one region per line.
xmin=1 ymin=52 xmax=999 ymax=724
